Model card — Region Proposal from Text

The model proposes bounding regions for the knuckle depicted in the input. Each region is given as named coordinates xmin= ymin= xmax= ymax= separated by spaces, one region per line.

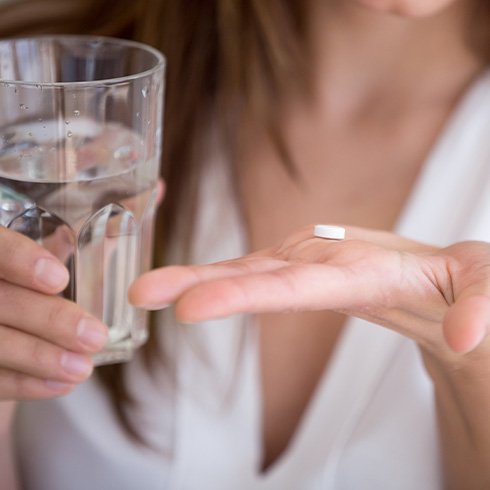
xmin=27 ymin=337 xmax=56 ymax=376
xmin=0 ymin=280 xmax=12 ymax=305
xmin=0 ymin=228 xmax=29 ymax=259
xmin=46 ymin=298 xmax=70 ymax=328
xmin=0 ymin=242 xmax=19 ymax=273
xmin=47 ymin=298 xmax=85 ymax=340
xmin=0 ymin=370 xmax=28 ymax=400
xmin=0 ymin=329 xmax=65 ymax=396
xmin=37 ymin=296 xmax=86 ymax=351
xmin=0 ymin=373 xmax=14 ymax=400
xmin=13 ymin=371 xmax=32 ymax=399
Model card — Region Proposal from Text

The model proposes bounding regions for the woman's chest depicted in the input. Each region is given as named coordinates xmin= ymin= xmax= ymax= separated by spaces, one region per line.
xmin=236 ymin=109 xmax=448 ymax=469
xmin=237 ymin=100 xmax=452 ymax=249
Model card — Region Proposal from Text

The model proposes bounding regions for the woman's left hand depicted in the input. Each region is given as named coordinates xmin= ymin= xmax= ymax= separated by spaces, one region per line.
xmin=129 ymin=225 xmax=490 ymax=359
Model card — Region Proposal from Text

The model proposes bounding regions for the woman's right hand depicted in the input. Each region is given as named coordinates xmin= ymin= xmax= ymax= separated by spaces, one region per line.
xmin=0 ymin=226 xmax=108 ymax=401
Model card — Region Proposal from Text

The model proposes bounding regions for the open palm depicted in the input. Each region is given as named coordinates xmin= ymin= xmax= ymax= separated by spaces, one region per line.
xmin=130 ymin=225 xmax=490 ymax=358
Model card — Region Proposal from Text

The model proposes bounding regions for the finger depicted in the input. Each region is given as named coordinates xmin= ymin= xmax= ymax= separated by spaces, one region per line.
xmin=0 ymin=368 xmax=75 ymax=401
xmin=0 ymin=280 xmax=107 ymax=352
xmin=129 ymin=256 xmax=288 ymax=309
xmin=443 ymin=295 xmax=490 ymax=353
xmin=130 ymin=226 xmax=431 ymax=311
xmin=0 ymin=324 xmax=93 ymax=382
xmin=174 ymin=263 xmax=379 ymax=323
xmin=41 ymin=225 xmax=75 ymax=265
xmin=156 ymin=178 xmax=165 ymax=206
xmin=0 ymin=226 xmax=69 ymax=294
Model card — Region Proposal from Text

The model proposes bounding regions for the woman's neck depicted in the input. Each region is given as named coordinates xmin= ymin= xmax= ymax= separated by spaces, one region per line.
xmin=306 ymin=0 xmax=484 ymax=118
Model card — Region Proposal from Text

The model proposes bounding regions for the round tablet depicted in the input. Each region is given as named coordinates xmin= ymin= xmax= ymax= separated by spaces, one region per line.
xmin=313 ymin=224 xmax=345 ymax=240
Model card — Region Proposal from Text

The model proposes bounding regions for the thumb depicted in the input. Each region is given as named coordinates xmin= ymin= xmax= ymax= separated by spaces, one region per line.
xmin=443 ymin=295 xmax=490 ymax=353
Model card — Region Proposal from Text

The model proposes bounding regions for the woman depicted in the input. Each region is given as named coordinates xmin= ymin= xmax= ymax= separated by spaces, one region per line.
xmin=1 ymin=0 xmax=490 ymax=488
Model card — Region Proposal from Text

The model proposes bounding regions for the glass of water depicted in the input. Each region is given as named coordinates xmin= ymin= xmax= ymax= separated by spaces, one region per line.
xmin=0 ymin=36 xmax=165 ymax=365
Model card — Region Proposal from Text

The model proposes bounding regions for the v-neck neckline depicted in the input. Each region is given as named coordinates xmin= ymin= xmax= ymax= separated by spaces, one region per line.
xmin=250 ymin=69 xmax=490 ymax=487
xmin=171 ymin=69 xmax=490 ymax=490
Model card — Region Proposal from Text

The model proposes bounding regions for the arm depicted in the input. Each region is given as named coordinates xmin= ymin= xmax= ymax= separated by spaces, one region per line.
xmin=423 ymin=348 xmax=490 ymax=489
xmin=0 ymin=227 xmax=110 ymax=487
xmin=422 ymin=250 xmax=490 ymax=489
xmin=130 ymin=225 xmax=490 ymax=488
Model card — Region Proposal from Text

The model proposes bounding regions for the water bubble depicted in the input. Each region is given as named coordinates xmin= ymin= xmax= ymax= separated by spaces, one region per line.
xmin=65 ymin=120 xmax=70 ymax=125
xmin=67 ymin=131 xmax=73 ymax=138
xmin=28 ymin=132 xmax=33 ymax=137
xmin=38 ymin=118 xmax=43 ymax=122
xmin=73 ymin=110 xmax=80 ymax=117
xmin=113 ymin=145 xmax=132 ymax=160
xmin=19 ymin=104 xmax=28 ymax=110
xmin=136 ymin=112 xmax=140 ymax=118
xmin=141 ymin=86 xmax=149 ymax=98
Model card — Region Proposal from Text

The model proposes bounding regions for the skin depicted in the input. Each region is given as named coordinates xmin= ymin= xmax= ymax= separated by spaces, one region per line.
xmin=130 ymin=228 xmax=490 ymax=485
xmin=0 ymin=178 xmax=163 ymax=488
xmin=355 ymin=0 xmax=464 ymax=17
xmin=0 ymin=0 xmax=486 ymax=487
xmin=0 ymin=5 xmax=464 ymax=399
xmin=224 ymin=0 xmax=483 ymax=468
xmin=0 ymin=227 xmax=106 ymax=399
xmin=129 ymin=226 xmax=490 ymax=354
xmin=130 ymin=0 xmax=490 ymax=486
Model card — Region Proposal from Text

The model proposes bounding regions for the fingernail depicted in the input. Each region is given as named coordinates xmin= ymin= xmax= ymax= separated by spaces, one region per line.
xmin=35 ymin=257 xmax=69 ymax=289
xmin=45 ymin=380 xmax=74 ymax=392
xmin=60 ymin=352 xmax=93 ymax=377
xmin=76 ymin=317 xmax=108 ymax=350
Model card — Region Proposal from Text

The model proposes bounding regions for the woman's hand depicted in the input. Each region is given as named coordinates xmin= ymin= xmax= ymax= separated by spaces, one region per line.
xmin=0 ymin=226 xmax=108 ymax=401
xmin=0 ymin=176 xmax=164 ymax=402
xmin=130 ymin=224 xmax=490 ymax=486
xmin=129 ymin=225 xmax=490 ymax=361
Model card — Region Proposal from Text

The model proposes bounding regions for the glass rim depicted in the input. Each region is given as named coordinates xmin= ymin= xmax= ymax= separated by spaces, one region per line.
xmin=0 ymin=34 xmax=166 ymax=88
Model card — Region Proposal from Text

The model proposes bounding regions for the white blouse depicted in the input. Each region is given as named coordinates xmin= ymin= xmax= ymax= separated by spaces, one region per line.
xmin=14 ymin=69 xmax=490 ymax=490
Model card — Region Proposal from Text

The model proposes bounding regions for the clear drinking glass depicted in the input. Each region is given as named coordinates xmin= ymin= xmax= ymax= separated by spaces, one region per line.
xmin=0 ymin=36 xmax=165 ymax=365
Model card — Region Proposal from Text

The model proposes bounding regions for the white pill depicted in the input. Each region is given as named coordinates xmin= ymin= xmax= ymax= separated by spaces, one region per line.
xmin=313 ymin=224 xmax=345 ymax=240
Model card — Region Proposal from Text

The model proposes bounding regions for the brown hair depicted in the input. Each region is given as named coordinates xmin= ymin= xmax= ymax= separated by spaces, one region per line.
xmin=0 ymin=0 xmax=310 ymax=444
xmin=0 ymin=0 xmax=138 ymax=37
xmin=1 ymin=0 xmax=489 ymax=446
xmin=105 ymin=0 xmax=311 ymax=444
